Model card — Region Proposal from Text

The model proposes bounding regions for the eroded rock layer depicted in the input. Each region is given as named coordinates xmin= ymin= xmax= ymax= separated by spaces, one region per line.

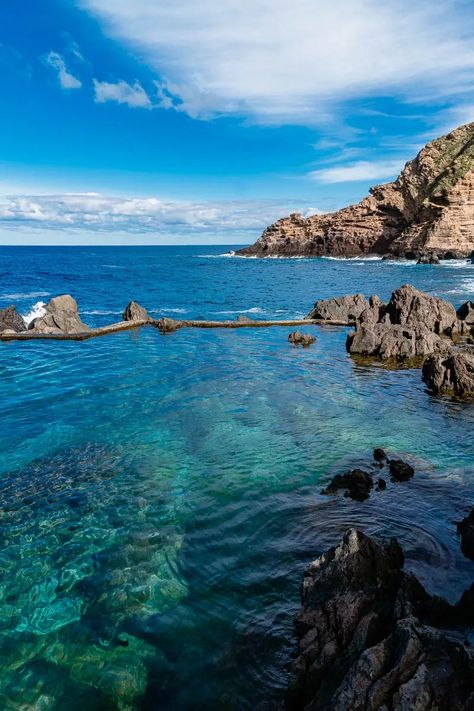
xmin=239 ymin=122 xmax=474 ymax=258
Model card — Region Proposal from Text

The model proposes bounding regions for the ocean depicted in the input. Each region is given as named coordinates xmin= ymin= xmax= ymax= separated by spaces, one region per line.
xmin=1 ymin=245 xmax=474 ymax=709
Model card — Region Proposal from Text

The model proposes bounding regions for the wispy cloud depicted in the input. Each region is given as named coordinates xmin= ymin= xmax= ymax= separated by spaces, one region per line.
xmin=78 ymin=0 xmax=474 ymax=125
xmin=310 ymin=160 xmax=405 ymax=184
xmin=0 ymin=192 xmax=320 ymax=236
xmin=45 ymin=51 xmax=82 ymax=90
xmin=93 ymin=79 xmax=152 ymax=109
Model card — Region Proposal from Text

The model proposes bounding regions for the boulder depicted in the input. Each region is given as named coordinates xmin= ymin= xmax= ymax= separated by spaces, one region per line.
xmin=389 ymin=458 xmax=415 ymax=482
xmin=347 ymin=322 xmax=448 ymax=360
xmin=288 ymin=331 xmax=316 ymax=347
xmin=457 ymin=509 xmax=474 ymax=561
xmin=422 ymin=351 xmax=474 ymax=397
xmin=155 ymin=317 xmax=181 ymax=333
xmin=386 ymin=284 xmax=458 ymax=335
xmin=0 ymin=305 xmax=26 ymax=332
xmin=29 ymin=295 xmax=90 ymax=334
xmin=373 ymin=447 xmax=387 ymax=462
xmin=287 ymin=529 xmax=474 ymax=711
xmin=123 ymin=301 xmax=149 ymax=322
xmin=306 ymin=294 xmax=369 ymax=323
xmin=321 ymin=469 xmax=373 ymax=501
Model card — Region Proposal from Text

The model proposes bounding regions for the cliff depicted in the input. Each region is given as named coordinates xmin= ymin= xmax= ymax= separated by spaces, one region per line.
xmin=238 ymin=121 xmax=474 ymax=258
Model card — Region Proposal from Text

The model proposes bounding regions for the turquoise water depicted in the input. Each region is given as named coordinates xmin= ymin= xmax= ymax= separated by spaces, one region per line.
xmin=0 ymin=246 xmax=474 ymax=709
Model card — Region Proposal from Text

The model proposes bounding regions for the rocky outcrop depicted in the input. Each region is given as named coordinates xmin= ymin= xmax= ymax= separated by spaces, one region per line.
xmin=123 ymin=301 xmax=149 ymax=322
xmin=288 ymin=331 xmax=316 ymax=347
xmin=29 ymin=295 xmax=90 ymax=334
xmin=422 ymin=351 xmax=474 ymax=397
xmin=417 ymin=251 xmax=440 ymax=264
xmin=155 ymin=317 xmax=182 ymax=333
xmin=306 ymin=294 xmax=372 ymax=323
xmin=287 ymin=529 xmax=474 ymax=711
xmin=347 ymin=323 xmax=448 ymax=360
xmin=344 ymin=285 xmax=456 ymax=360
xmin=0 ymin=305 xmax=26 ymax=333
xmin=457 ymin=301 xmax=474 ymax=336
xmin=238 ymin=122 xmax=474 ymax=258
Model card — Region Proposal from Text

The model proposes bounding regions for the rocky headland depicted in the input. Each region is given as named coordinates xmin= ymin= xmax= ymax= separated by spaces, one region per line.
xmin=238 ymin=121 xmax=474 ymax=259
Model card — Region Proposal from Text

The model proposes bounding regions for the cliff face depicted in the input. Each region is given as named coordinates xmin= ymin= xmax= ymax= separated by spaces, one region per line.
xmin=238 ymin=122 xmax=474 ymax=258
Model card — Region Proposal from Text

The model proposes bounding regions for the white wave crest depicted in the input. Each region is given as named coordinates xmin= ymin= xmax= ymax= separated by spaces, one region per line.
xmin=23 ymin=301 xmax=46 ymax=326
xmin=2 ymin=291 xmax=50 ymax=300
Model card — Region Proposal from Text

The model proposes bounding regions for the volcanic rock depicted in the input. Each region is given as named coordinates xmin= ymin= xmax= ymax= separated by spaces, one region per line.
xmin=123 ymin=301 xmax=149 ymax=322
xmin=457 ymin=509 xmax=474 ymax=561
xmin=306 ymin=294 xmax=369 ymax=323
xmin=29 ymin=295 xmax=90 ymax=334
xmin=321 ymin=469 xmax=373 ymax=501
xmin=389 ymin=458 xmax=415 ymax=482
xmin=0 ymin=305 xmax=26 ymax=333
xmin=238 ymin=122 xmax=474 ymax=258
xmin=287 ymin=528 xmax=474 ymax=711
xmin=422 ymin=351 xmax=474 ymax=397
xmin=288 ymin=331 xmax=316 ymax=347
xmin=347 ymin=322 xmax=447 ymax=360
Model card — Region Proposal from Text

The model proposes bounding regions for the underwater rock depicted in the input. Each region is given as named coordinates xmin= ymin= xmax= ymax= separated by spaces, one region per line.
xmin=321 ymin=469 xmax=373 ymax=501
xmin=288 ymin=331 xmax=316 ymax=347
xmin=287 ymin=529 xmax=474 ymax=711
xmin=123 ymin=301 xmax=149 ymax=322
xmin=422 ymin=351 xmax=474 ymax=398
xmin=457 ymin=509 xmax=474 ymax=560
xmin=0 ymin=305 xmax=26 ymax=332
xmin=29 ymin=295 xmax=90 ymax=334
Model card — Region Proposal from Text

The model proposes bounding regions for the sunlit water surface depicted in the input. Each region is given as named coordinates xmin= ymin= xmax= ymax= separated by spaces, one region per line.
xmin=0 ymin=246 xmax=473 ymax=709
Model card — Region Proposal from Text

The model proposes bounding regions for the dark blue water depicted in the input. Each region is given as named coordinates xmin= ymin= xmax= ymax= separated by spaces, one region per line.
xmin=0 ymin=246 xmax=473 ymax=709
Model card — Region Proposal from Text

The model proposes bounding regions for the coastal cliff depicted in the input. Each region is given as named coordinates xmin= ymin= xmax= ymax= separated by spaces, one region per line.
xmin=238 ymin=121 xmax=474 ymax=258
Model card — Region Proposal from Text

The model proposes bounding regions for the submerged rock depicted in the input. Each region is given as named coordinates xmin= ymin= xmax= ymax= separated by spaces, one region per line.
xmin=288 ymin=331 xmax=316 ymax=347
xmin=0 ymin=305 xmax=26 ymax=333
xmin=123 ymin=301 xmax=149 ymax=322
xmin=457 ymin=509 xmax=474 ymax=560
xmin=288 ymin=529 xmax=474 ymax=711
xmin=422 ymin=351 xmax=474 ymax=397
xmin=29 ymin=295 xmax=90 ymax=334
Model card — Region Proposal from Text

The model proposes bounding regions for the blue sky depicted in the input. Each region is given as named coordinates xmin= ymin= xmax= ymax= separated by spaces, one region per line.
xmin=0 ymin=0 xmax=473 ymax=244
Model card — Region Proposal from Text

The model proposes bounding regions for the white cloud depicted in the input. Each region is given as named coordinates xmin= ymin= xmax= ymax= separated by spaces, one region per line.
xmin=310 ymin=159 xmax=405 ymax=184
xmin=93 ymin=79 xmax=152 ymax=108
xmin=0 ymin=192 xmax=320 ymax=236
xmin=45 ymin=51 xmax=82 ymax=89
xmin=78 ymin=0 xmax=474 ymax=124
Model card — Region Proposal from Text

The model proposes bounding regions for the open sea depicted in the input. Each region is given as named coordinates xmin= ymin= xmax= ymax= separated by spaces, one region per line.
xmin=0 ymin=245 xmax=474 ymax=709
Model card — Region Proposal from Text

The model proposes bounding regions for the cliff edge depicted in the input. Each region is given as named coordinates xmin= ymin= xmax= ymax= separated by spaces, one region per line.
xmin=238 ymin=121 xmax=474 ymax=258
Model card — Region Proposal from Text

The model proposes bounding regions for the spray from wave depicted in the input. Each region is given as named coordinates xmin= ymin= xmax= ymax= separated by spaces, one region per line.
xmin=22 ymin=301 xmax=46 ymax=327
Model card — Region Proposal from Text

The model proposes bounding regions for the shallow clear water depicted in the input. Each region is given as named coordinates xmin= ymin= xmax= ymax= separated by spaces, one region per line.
xmin=0 ymin=246 xmax=473 ymax=709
